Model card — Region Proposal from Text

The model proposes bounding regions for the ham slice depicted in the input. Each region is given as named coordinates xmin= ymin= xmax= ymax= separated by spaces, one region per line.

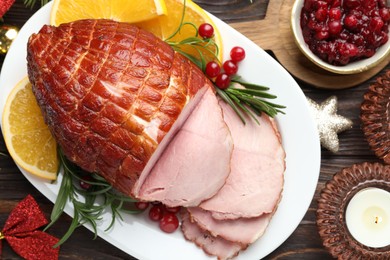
xmin=199 ymin=100 xmax=286 ymax=219
xmin=181 ymin=210 xmax=245 ymax=260
xmin=27 ymin=19 xmax=210 ymax=197
xmin=187 ymin=207 xmax=273 ymax=245
xmin=138 ymin=88 xmax=233 ymax=207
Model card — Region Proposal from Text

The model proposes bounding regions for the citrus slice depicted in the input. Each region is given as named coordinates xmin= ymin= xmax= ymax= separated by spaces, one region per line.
xmin=2 ymin=77 xmax=58 ymax=180
xmin=136 ymin=0 xmax=223 ymax=62
xmin=50 ymin=0 xmax=167 ymax=26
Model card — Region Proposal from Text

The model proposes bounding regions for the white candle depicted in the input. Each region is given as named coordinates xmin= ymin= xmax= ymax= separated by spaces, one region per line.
xmin=345 ymin=188 xmax=390 ymax=248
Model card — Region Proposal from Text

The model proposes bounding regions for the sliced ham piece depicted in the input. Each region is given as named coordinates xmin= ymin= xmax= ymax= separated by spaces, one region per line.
xmin=138 ymin=88 xmax=233 ymax=207
xmin=187 ymin=207 xmax=273 ymax=245
xmin=27 ymin=19 xmax=210 ymax=197
xmin=199 ymin=100 xmax=286 ymax=219
xmin=181 ymin=210 xmax=245 ymax=260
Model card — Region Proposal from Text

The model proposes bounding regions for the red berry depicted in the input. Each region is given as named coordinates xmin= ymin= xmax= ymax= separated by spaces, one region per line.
xmin=315 ymin=8 xmax=328 ymax=22
xmin=344 ymin=15 xmax=358 ymax=29
xmin=198 ymin=23 xmax=214 ymax=39
xmin=328 ymin=20 xmax=342 ymax=35
xmin=329 ymin=8 xmax=341 ymax=20
xmin=370 ymin=17 xmax=384 ymax=32
xmin=159 ymin=213 xmax=179 ymax=233
xmin=379 ymin=8 xmax=390 ymax=22
xmin=223 ymin=60 xmax=238 ymax=76
xmin=135 ymin=202 xmax=149 ymax=210
xmin=230 ymin=46 xmax=246 ymax=62
xmin=80 ymin=176 xmax=93 ymax=190
xmin=205 ymin=61 xmax=221 ymax=78
xmin=215 ymin=73 xmax=231 ymax=89
xmin=149 ymin=205 xmax=163 ymax=221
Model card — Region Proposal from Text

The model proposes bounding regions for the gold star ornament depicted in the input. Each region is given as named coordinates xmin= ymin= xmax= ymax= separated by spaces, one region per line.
xmin=307 ymin=96 xmax=353 ymax=153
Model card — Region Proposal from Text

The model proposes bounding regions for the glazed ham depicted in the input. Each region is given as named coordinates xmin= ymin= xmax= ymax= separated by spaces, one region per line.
xmin=199 ymin=100 xmax=285 ymax=219
xmin=139 ymin=88 xmax=233 ymax=207
xmin=27 ymin=19 xmax=211 ymax=197
xmin=27 ymin=18 xmax=286 ymax=260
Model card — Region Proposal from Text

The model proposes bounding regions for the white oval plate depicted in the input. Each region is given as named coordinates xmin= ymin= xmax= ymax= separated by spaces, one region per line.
xmin=0 ymin=2 xmax=321 ymax=260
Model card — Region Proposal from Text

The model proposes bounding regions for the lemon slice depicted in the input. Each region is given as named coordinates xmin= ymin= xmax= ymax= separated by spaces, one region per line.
xmin=136 ymin=0 xmax=223 ymax=62
xmin=50 ymin=0 xmax=167 ymax=26
xmin=2 ymin=77 xmax=58 ymax=180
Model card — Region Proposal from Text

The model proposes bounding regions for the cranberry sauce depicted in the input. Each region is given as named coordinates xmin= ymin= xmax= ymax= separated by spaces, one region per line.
xmin=300 ymin=0 xmax=390 ymax=66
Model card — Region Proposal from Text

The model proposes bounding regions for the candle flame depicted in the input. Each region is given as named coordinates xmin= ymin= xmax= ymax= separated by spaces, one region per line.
xmin=374 ymin=216 xmax=382 ymax=224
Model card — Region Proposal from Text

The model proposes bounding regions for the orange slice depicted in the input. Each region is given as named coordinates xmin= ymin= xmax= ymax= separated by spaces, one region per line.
xmin=2 ymin=77 xmax=58 ymax=180
xmin=50 ymin=0 xmax=167 ymax=26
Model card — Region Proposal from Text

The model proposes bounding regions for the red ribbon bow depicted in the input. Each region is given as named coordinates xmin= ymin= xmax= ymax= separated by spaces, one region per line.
xmin=0 ymin=195 xmax=60 ymax=259
xmin=0 ymin=0 xmax=15 ymax=17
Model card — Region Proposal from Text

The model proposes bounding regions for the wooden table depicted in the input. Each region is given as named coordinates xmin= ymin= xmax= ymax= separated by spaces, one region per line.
xmin=0 ymin=0 xmax=386 ymax=259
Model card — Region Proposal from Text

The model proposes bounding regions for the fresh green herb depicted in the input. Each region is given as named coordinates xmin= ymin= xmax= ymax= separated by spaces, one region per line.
xmin=164 ymin=0 xmax=285 ymax=125
xmin=164 ymin=0 xmax=219 ymax=72
xmin=24 ymin=0 xmax=50 ymax=8
xmin=45 ymin=149 xmax=141 ymax=247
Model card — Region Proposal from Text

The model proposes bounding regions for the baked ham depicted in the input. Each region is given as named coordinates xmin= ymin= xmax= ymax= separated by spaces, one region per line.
xmin=187 ymin=207 xmax=273 ymax=245
xmin=27 ymin=19 xmax=211 ymax=197
xmin=199 ymin=100 xmax=286 ymax=219
xmin=181 ymin=210 xmax=245 ymax=260
xmin=139 ymin=87 xmax=233 ymax=207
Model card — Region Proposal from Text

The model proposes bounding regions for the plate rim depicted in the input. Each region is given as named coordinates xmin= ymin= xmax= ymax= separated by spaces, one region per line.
xmin=0 ymin=2 xmax=321 ymax=259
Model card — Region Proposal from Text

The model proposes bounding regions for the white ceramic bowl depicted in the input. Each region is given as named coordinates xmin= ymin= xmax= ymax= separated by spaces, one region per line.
xmin=291 ymin=0 xmax=390 ymax=74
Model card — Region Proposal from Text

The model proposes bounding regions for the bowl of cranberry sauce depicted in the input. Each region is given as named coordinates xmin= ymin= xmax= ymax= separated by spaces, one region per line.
xmin=291 ymin=0 xmax=390 ymax=74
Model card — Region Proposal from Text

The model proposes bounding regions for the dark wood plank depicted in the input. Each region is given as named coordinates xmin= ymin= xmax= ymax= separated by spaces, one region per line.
xmin=0 ymin=0 xmax=387 ymax=259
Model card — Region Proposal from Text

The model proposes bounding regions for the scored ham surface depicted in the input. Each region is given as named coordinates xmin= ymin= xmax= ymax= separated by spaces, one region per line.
xmin=199 ymin=100 xmax=286 ymax=219
xmin=139 ymin=87 xmax=233 ymax=207
xmin=27 ymin=19 xmax=211 ymax=197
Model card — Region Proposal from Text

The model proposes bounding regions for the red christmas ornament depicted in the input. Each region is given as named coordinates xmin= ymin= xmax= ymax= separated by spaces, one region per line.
xmin=0 ymin=195 xmax=60 ymax=260
xmin=0 ymin=0 xmax=15 ymax=17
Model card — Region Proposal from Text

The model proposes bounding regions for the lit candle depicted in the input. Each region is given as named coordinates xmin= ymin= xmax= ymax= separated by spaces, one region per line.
xmin=345 ymin=188 xmax=390 ymax=248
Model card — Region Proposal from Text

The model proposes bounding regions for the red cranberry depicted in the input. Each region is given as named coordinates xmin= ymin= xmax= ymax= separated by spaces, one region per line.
xmin=159 ymin=213 xmax=179 ymax=233
xmin=149 ymin=205 xmax=164 ymax=221
xmin=230 ymin=46 xmax=246 ymax=62
xmin=370 ymin=17 xmax=385 ymax=32
xmin=80 ymin=176 xmax=93 ymax=190
xmin=315 ymin=30 xmax=330 ymax=40
xmin=215 ymin=73 xmax=231 ymax=89
xmin=198 ymin=23 xmax=214 ymax=39
xmin=223 ymin=60 xmax=238 ymax=75
xmin=329 ymin=7 xmax=342 ymax=20
xmin=343 ymin=0 xmax=360 ymax=10
xmin=205 ymin=61 xmax=221 ymax=78
xmin=315 ymin=8 xmax=328 ymax=21
xmin=344 ymin=15 xmax=358 ymax=29
xmin=328 ymin=20 xmax=342 ymax=35
xmin=379 ymin=8 xmax=390 ymax=22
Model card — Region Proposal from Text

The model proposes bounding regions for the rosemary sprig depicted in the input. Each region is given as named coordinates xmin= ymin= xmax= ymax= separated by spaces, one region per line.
xmin=24 ymin=0 xmax=50 ymax=8
xmin=45 ymin=149 xmax=141 ymax=247
xmin=164 ymin=0 xmax=285 ymax=124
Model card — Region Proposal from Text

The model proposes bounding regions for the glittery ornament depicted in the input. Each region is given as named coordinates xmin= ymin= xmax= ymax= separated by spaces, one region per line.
xmin=0 ymin=24 xmax=19 ymax=55
xmin=0 ymin=195 xmax=60 ymax=260
xmin=307 ymin=96 xmax=353 ymax=153
xmin=0 ymin=0 xmax=15 ymax=17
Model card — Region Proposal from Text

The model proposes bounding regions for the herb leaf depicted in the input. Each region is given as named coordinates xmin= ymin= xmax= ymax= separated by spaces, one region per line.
xmin=164 ymin=0 xmax=285 ymax=124
xmin=45 ymin=149 xmax=141 ymax=247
